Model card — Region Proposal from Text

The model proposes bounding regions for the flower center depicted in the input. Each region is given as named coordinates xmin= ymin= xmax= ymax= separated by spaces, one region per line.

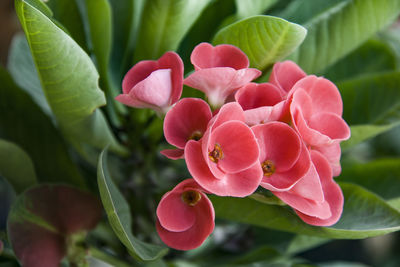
xmin=261 ymin=160 xmax=276 ymax=177
xmin=189 ymin=130 xmax=203 ymax=141
xmin=209 ymin=143 xmax=223 ymax=163
xmin=181 ymin=190 xmax=202 ymax=206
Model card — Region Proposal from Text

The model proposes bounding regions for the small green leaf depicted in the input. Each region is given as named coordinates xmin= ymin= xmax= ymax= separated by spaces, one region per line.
xmin=235 ymin=0 xmax=277 ymax=19
xmin=0 ymin=68 xmax=85 ymax=187
xmin=211 ymin=183 xmax=400 ymax=239
xmin=134 ymin=0 xmax=211 ymax=62
xmin=0 ymin=139 xmax=37 ymax=194
xmin=15 ymin=0 xmax=126 ymax=156
xmin=288 ymin=0 xmax=400 ymax=73
xmin=97 ymin=149 xmax=168 ymax=261
xmin=213 ymin=15 xmax=307 ymax=70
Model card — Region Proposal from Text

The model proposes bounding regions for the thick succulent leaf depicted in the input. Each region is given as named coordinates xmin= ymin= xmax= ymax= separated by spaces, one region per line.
xmin=7 ymin=34 xmax=51 ymax=117
xmin=7 ymin=184 xmax=102 ymax=267
xmin=0 ymin=68 xmax=85 ymax=187
xmin=0 ymin=139 xmax=37 ymax=194
xmin=46 ymin=0 xmax=88 ymax=51
xmin=288 ymin=0 xmax=400 ymax=73
xmin=323 ymin=39 xmax=397 ymax=83
xmin=213 ymin=15 xmax=307 ymax=70
xmin=211 ymin=183 xmax=400 ymax=239
xmin=134 ymin=0 xmax=211 ymax=62
xmin=338 ymin=159 xmax=400 ymax=205
xmin=97 ymin=149 xmax=168 ymax=261
xmin=339 ymin=71 xmax=400 ymax=125
xmin=15 ymin=0 xmax=126 ymax=156
xmin=235 ymin=0 xmax=277 ymax=19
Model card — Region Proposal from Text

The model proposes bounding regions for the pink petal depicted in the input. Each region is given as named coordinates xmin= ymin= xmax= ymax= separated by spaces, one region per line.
xmin=115 ymin=94 xmax=158 ymax=110
xmin=269 ymin=61 xmax=306 ymax=93
xmin=291 ymin=75 xmax=343 ymax=116
xmin=160 ymin=148 xmax=184 ymax=160
xmin=243 ymin=101 xmax=285 ymax=126
xmin=210 ymin=121 xmax=259 ymax=173
xmin=308 ymin=112 xmax=351 ymax=142
xmin=235 ymin=82 xmax=284 ymax=110
xmin=184 ymin=67 xmax=261 ymax=107
xmin=191 ymin=42 xmax=249 ymax=70
xmin=252 ymin=122 xmax=301 ymax=172
xmin=122 ymin=60 xmax=158 ymax=94
xmin=163 ymin=98 xmax=212 ymax=149
xmin=157 ymin=190 xmax=196 ymax=232
xmin=224 ymin=163 xmax=263 ymax=197
xmin=261 ymin=141 xmax=311 ymax=191
xmin=296 ymin=150 xmax=344 ymax=226
xmin=314 ymin=143 xmax=342 ymax=177
xmin=157 ymin=51 xmax=184 ymax=104
xmin=207 ymin=102 xmax=246 ymax=130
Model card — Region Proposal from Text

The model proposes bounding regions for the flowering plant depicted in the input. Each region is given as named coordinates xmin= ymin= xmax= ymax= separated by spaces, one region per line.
xmin=1 ymin=0 xmax=400 ymax=266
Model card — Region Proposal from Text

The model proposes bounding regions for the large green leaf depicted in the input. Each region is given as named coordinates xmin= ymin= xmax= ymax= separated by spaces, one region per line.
xmin=97 ymin=149 xmax=168 ymax=261
xmin=15 ymin=0 xmax=126 ymax=156
xmin=213 ymin=15 xmax=307 ymax=70
xmin=134 ymin=0 xmax=211 ymax=62
xmin=288 ymin=0 xmax=400 ymax=73
xmin=211 ymin=183 xmax=400 ymax=239
xmin=236 ymin=0 xmax=277 ymax=18
xmin=0 ymin=139 xmax=37 ymax=194
xmin=7 ymin=34 xmax=51 ymax=117
xmin=0 ymin=68 xmax=85 ymax=187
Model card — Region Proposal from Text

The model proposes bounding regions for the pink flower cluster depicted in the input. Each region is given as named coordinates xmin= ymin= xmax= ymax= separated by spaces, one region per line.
xmin=117 ymin=43 xmax=350 ymax=251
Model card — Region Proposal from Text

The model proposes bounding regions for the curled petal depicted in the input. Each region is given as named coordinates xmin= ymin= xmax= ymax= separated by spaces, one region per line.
xmin=269 ymin=61 xmax=306 ymax=93
xmin=235 ymin=83 xmax=284 ymax=110
xmin=160 ymin=148 xmax=184 ymax=160
xmin=191 ymin=42 xmax=249 ymax=70
xmin=243 ymin=102 xmax=285 ymax=126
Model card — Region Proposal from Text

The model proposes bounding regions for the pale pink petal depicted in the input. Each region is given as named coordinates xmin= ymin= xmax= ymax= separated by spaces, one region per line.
xmin=122 ymin=60 xmax=158 ymax=94
xmin=314 ymin=143 xmax=342 ymax=177
xmin=243 ymin=101 xmax=285 ymax=126
xmin=269 ymin=61 xmax=306 ymax=93
xmin=191 ymin=42 xmax=249 ymax=70
xmin=164 ymin=98 xmax=212 ymax=149
xmin=296 ymin=150 xmax=344 ymax=226
xmin=308 ymin=112 xmax=351 ymax=142
xmin=160 ymin=149 xmax=184 ymax=160
xmin=291 ymin=75 xmax=343 ymax=116
xmin=261 ymin=142 xmax=311 ymax=191
xmin=210 ymin=121 xmax=259 ymax=173
xmin=252 ymin=122 xmax=301 ymax=172
xmin=115 ymin=94 xmax=157 ymax=110
xmin=158 ymin=51 xmax=184 ymax=104
xmin=235 ymin=83 xmax=284 ymax=110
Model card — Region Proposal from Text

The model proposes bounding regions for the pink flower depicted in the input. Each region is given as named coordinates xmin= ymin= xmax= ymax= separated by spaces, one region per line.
xmin=235 ymin=82 xmax=285 ymax=126
xmin=185 ymin=102 xmax=263 ymax=197
xmin=156 ymin=179 xmax=214 ymax=251
xmin=269 ymin=60 xmax=306 ymax=94
xmin=115 ymin=51 xmax=184 ymax=115
xmin=289 ymin=76 xmax=351 ymax=147
xmin=252 ymin=122 xmax=311 ymax=191
xmin=184 ymin=43 xmax=261 ymax=108
xmin=161 ymin=98 xmax=212 ymax=159
xmin=274 ymin=150 xmax=344 ymax=226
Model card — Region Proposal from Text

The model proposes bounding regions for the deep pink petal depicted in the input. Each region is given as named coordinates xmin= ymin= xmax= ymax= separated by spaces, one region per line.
xmin=191 ymin=42 xmax=249 ymax=70
xmin=209 ymin=121 xmax=259 ymax=173
xmin=224 ymin=163 xmax=263 ymax=197
xmin=291 ymin=75 xmax=343 ymax=115
xmin=164 ymin=98 xmax=212 ymax=149
xmin=157 ymin=190 xmax=196 ymax=232
xmin=261 ymin=142 xmax=311 ymax=191
xmin=269 ymin=61 xmax=306 ymax=93
xmin=235 ymin=83 xmax=284 ymax=110
xmin=296 ymin=150 xmax=344 ymax=226
xmin=160 ymin=148 xmax=185 ymax=160
xmin=122 ymin=60 xmax=158 ymax=94
xmin=184 ymin=68 xmax=261 ymax=107
xmin=252 ymin=122 xmax=301 ymax=172
xmin=157 ymin=51 xmax=184 ymax=104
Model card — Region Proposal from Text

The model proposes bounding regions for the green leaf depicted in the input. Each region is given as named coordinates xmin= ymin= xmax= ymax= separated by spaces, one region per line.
xmin=134 ymin=0 xmax=211 ymax=62
xmin=341 ymin=124 xmax=399 ymax=150
xmin=288 ymin=0 xmax=400 ymax=73
xmin=339 ymin=71 xmax=400 ymax=125
xmin=97 ymin=149 xmax=168 ymax=261
xmin=7 ymin=34 xmax=51 ymax=117
xmin=15 ymin=0 xmax=126 ymax=156
xmin=235 ymin=0 xmax=277 ymax=19
xmin=211 ymin=183 xmax=400 ymax=239
xmin=0 ymin=139 xmax=37 ymax=194
xmin=323 ymin=39 xmax=397 ymax=83
xmin=213 ymin=15 xmax=307 ymax=70
xmin=0 ymin=68 xmax=85 ymax=187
